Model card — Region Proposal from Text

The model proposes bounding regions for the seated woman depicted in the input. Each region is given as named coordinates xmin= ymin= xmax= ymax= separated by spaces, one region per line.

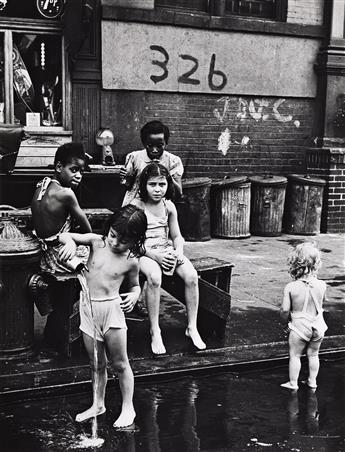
xmin=131 ymin=162 xmax=206 ymax=355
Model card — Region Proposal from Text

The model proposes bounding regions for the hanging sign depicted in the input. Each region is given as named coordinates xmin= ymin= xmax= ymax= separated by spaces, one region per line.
xmin=36 ymin=0 xmax=64 ymax=19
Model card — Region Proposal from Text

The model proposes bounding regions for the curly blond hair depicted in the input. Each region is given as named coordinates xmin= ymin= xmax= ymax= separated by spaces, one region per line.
xmin=287 ymin=242 xmax=322 ymax=279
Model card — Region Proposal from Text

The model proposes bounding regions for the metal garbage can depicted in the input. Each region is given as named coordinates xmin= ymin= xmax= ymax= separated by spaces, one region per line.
xmin=0 ymin=214 xmax=41 ymax=358
xmin=176 ymin=177 xmax=211 ymax=241
xmin=283 ymin=174 xmax=326 ymax=235
xmin=249 ymin=175 xmax=287 ymax=236
xmin=210 ymin=176 xmax=251 ymax=238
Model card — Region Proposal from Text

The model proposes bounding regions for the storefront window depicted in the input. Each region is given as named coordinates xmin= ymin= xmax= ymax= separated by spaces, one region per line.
xmin=0 ymin=0 xmax=70 ymax=130
xmin=0 ymin=29 xmax=64 ymax=128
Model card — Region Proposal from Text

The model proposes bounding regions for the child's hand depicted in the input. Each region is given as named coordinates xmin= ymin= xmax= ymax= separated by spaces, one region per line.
xmin=119 ymin=167 xmax=128 ymax=181
xmin=162 ymin=252 xmax=177 ymax=272
xmin=283 ymin=325 xmax=290 ymax=336
xmin=119 ymin=292 xmax=137 ymax=313
xmin=175 ymin=253 xmax=185 ymax=266
xmin=58 ymin=236 xmax=76 ymax=261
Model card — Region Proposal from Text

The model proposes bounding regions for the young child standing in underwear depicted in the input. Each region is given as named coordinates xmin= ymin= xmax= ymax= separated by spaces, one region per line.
xmin=131 ymin=162 xmax=206 ymax=355
xmin=59 ymin=205 xmax=147 ymax=428
xmin=280 ymin=242 xmax=328 ymax=390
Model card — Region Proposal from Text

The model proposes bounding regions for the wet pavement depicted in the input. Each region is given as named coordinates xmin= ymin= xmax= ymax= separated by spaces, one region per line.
xmin=1 ymin=357 xmax=344 ymax=451
xmin=0 ymin=233 xmax=344 ymax=401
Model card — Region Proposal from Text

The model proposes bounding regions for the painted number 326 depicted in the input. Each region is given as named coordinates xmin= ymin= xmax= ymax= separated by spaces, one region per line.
xmin=150 ymin=45 xmax=227 ymax=91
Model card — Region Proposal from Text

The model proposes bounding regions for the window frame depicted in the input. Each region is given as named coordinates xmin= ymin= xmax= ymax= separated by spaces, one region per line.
xmin=155 ymin=0 xmax=288 ymax=22
xmin=0 ymin=17 xmax=71 ymax=132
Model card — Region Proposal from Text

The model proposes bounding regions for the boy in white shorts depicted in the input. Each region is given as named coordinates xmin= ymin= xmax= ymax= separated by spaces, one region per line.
xmin=59 ymin=205 xmax=147 ymax=428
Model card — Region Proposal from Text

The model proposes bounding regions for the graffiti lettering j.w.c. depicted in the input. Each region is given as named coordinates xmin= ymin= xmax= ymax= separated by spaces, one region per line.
xmin=213 ymin=96 xmax=300 ymax=125
xmin=213 ymin=97 xmax=301 ymax=155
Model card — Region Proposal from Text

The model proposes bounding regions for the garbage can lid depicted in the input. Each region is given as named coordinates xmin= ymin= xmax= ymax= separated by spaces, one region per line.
xmin=211 ymin=176 xmax=248 ymax=187
xmin=287 ymin=174 xmax=326 ymax=186
xmin=182 ymin=177 xmax=212 ymax=188
xmin=249 ymin=175 xmax=287 ymax=186
xmin=0 ymin=217 xmax=40 ymax=255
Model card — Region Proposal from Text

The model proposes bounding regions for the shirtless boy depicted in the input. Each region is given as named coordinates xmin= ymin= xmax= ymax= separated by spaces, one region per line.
xmin=31 ymin=142 xmax=91 ymax=352
xmin=59 ymin=205 xmax=147 ymax=428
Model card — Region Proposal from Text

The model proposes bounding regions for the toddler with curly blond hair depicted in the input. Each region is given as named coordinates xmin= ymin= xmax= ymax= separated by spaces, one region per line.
xmin=280 ymin=242 xmax=328 ymax=390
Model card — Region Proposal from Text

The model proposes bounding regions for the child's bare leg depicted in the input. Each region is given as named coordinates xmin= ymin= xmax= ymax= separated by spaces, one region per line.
xmin=105 ymin=328 xmax=136 ymax=428
xmin=281 ymin=330 xmax=305 ymax=390
xmin=76 ymin=333 xmax=107 ymax=422
xmin=176 ymin=258 xmax=206 ymax=350
xmin=140 ymin=257 xmax=166 ymax=355
xmin=306 ymin=339 xmax=322 ymax=388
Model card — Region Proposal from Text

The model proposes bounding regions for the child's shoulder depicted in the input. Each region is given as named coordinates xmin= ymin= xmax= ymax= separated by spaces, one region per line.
xmin=125 ymin=254 xmax=140 ymax=270
xmin=131 ymin=198 xmax=145 ymax=210
xmin=284 ymin=280 xmax=297 ymax=291
xmin=312 ymin=277 xmax=326 ymax=290
xmin=89 ymin=233 xmax=106 ymax=247
xmin=53 ymin=184 xmax=75 ymax=201
xmin=165 ymin=199 xmax=176 ymax=212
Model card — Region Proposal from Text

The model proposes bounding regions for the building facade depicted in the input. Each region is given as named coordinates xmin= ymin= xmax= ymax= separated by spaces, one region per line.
xmin=1 ymin=0 xmax=344 ymax=231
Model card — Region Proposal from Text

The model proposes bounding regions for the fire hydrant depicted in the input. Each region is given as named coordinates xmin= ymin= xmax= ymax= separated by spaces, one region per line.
xmin=0 ymin=214 xmax=41 ymax=358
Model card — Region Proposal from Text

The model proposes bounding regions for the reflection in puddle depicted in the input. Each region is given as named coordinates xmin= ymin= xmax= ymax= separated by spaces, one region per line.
xmin=0 ymin=360 xmax=344 ymax=451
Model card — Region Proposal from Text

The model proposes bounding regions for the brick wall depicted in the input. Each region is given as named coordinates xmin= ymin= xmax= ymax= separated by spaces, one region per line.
xmin=327 ymin=151 xmax=345 ymax=232
xmin=287 ymin=0 xmax=324 ymax=25
xmin=307 ymin=148 xmax=345 ymax=233
xmin=109 ymin=92 xmax=315 ymax=179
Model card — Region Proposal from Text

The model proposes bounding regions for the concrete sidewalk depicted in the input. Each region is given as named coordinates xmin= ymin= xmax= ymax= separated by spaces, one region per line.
xmin=0 ymin=233 xmax=344 ymax=402
xmin=185 ymin=233 xmax=345 ymax=346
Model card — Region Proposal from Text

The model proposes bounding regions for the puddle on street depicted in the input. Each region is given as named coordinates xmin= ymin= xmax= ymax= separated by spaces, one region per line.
xmin=0 ymin=359 xmax=344 ymax=451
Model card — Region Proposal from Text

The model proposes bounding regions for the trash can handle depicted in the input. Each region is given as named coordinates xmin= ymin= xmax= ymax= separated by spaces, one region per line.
xmin=0 ymin=205 xmax=18 ymax=210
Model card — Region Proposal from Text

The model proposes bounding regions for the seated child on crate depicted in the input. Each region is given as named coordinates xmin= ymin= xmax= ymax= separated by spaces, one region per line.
xmin=58 ymin=205 xmax=147 ymax=428
xmin=31 ymin=142 xmax=91 ymax=273
xmin=280 ymin=242 xmax=328 ymax=390
xmin=31 ymin=142 xmax=91 ymax=353
xmin=131 ymin=162 xmax=206 ymax=355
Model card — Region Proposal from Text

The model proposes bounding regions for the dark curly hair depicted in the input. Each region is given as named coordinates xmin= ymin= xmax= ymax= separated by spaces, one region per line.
xmin=138 ymin=162 xmax=175 ymax=202
xmin=54 ymin=142 xmax=86 ymax=166
xmin=140 ymin=120 xmax=170 ymax=145
xmin=287 ymin=242 xmax=322 ymax=279
xmin=103 ymin=205 xmax=147 ymax=257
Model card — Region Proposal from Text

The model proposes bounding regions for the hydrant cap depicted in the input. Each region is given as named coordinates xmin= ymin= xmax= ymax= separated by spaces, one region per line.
xmin=0 ymin=218 xmax=40 ymax=255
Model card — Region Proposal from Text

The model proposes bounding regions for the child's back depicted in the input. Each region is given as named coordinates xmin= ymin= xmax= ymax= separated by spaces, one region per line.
xmin=287 ymin=277 xmax=326 ymax=317
xmin=31 ymin=179 xmax=73 ymax=238
xmin=281 ymin=242 xmax=328 ymax=390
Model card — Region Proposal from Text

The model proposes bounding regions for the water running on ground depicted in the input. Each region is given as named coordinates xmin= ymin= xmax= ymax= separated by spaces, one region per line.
xmin=0 ymin=358 xmax=344 ymax=451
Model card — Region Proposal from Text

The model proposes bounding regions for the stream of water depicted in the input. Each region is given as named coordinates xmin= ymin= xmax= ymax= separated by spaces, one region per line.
xmin=77 ymin=273 xmax=104 ymax=448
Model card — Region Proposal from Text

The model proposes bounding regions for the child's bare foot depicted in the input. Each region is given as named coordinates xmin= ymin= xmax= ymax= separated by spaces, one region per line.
xmin=75 ymin=405 xmax=106 ymax=422
xmin=151 ymin=330 xmax=166 ymax=355
xmin=113 ymin=408 xmax=136 ymax=428
xmin=185 ymin=328 xmax=206 ymax=350
xmin=280 ymin=381 xmax=298 ymax=390
xmin=302 ymin=379 xmax=317 ymax=389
